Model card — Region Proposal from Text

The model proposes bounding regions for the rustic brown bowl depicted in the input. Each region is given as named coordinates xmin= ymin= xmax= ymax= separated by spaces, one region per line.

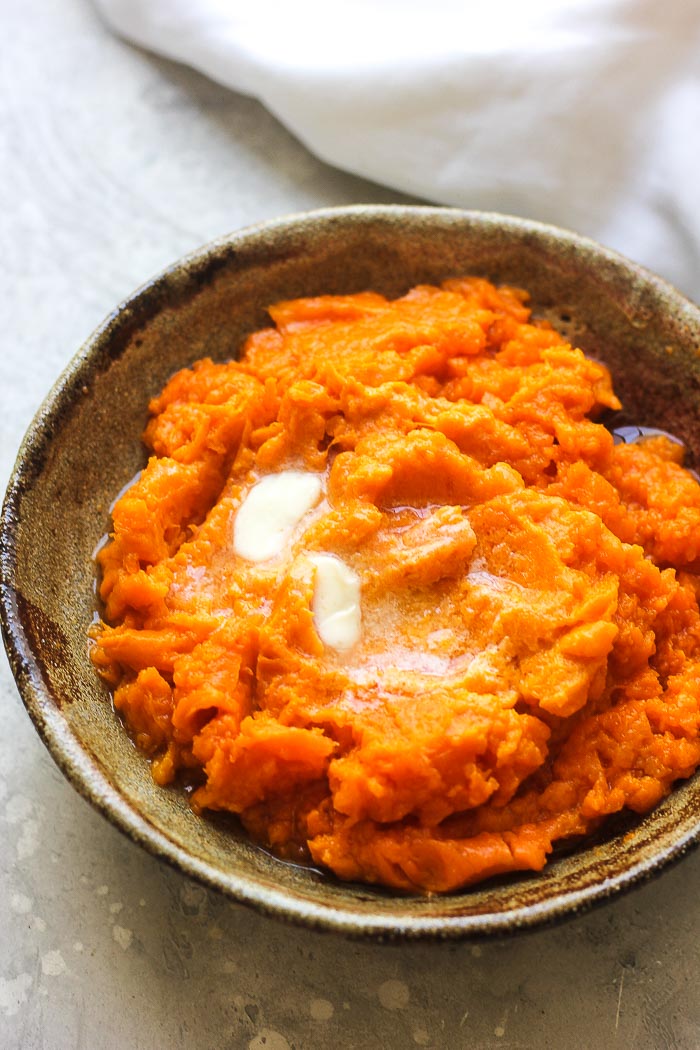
xmin=3 ymin=206 xmax=700 ymax=940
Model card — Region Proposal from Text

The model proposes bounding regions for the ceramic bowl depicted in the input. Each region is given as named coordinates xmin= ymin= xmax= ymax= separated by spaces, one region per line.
xmin=3 ymin=206 xmax=700 ymax=940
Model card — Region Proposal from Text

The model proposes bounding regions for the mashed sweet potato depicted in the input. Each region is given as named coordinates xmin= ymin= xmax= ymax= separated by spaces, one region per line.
xmin=90 ymin=277 xmax=700 ymax=893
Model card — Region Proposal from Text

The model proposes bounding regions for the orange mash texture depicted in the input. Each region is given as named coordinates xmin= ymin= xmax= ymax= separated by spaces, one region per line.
xmin=91 ymin=278 xmax=700 ymax=893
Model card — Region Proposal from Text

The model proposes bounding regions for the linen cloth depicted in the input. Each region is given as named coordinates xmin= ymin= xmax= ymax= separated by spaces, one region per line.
xmin=94 ymin=0 xmax=700 ymax=296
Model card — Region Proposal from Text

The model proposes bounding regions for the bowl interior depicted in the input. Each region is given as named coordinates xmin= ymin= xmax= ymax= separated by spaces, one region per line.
xmin=3 ymin=206 xmax=700 ymax=939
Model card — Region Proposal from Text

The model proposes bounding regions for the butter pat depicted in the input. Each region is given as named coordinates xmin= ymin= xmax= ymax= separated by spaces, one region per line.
xmin=234 ymin=471 xmax=323 ymax=562
xmin=311 ymin=554 xmax=361 ymax=651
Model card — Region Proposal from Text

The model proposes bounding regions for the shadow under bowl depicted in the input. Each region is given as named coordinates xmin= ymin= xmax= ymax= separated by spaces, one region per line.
xmin=3 ymin=205 xmax=700 ymax=940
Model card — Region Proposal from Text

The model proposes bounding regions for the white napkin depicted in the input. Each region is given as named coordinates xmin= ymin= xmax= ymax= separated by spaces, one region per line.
xmin=95 ymin=0 xmax=700 ymax=297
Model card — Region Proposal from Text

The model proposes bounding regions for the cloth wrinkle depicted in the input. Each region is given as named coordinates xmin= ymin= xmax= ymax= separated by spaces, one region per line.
xmin=93 ymin=0 xmax=700 ymax=295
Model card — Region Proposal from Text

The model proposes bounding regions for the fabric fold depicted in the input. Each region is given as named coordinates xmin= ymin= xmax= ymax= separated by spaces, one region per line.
xmin=94 ymin=0 xmax=700 ymax=294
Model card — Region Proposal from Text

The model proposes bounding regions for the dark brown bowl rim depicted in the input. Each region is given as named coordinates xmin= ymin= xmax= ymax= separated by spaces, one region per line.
xmin=3 ymin=204 xmax=700 ymax=941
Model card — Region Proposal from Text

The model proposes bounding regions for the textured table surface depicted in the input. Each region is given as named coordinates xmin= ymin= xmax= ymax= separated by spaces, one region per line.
xmin=2 ymin=2 xmax=700 ymax=1048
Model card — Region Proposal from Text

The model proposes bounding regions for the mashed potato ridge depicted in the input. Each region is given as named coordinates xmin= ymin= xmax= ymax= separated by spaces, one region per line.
xmin=91 ymin=277 xmax=700 ymax=893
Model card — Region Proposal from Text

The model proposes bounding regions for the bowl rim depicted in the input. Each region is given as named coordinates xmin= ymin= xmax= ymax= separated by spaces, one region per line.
xmin=3 ymin=203 xmax=700 ymax=941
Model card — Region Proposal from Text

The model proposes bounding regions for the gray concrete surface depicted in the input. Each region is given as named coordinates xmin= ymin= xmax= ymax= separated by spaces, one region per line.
xmin=2 ymin=2 xmax=700 ymax=1047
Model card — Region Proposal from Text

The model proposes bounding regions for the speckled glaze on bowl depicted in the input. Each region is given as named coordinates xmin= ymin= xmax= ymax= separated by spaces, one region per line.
xmin=3 ymin=206 xmax=700 ymax=941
